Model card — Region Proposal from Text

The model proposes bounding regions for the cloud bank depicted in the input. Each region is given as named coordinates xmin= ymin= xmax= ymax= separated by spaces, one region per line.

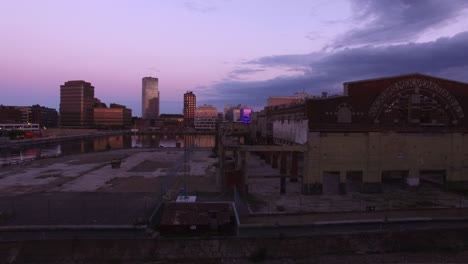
xmin=199 ymin=0 xmax=468 ymax=109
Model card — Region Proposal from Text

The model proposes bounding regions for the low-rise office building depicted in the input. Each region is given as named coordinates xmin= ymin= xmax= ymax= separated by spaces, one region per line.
xmin=195 ymin=104 xmax=218 ymax=130
xmin=94 ymin=103 xmax=132 ymax=128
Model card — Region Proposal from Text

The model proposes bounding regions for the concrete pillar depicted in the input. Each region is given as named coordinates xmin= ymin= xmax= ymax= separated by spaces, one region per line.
xmin=280 ymin=152 xmax=287 ymax=194
xmin=290 ymin=151 xmax=298 ymax=182
xmin=303 ymin=132 xmax=322 ymax=194
xmin=447 ymin=133 xmax=465 ymax=190
xmin=280 ymin=152 xmax=287 ymax=174
xmin=280 ymin=176 xmax=286 ymax=194
xmin=241 ymin=151 xmax=249 ymax=193
xmin=339 ymin=171 xmax=347 ymax=195
xmin=217 ymin=140 xmax=225 ymax=190
xmin=362 ymin=132 xmax=382 ymax=193
xmin=217 ymin=128 xmax=225 ymax=190
xmin=272 ymin=152 xmax=279 ymax=169
xmin=235 ymin=150 xmax=241 ymax=169
xmin=265 ymin=152 xmax=271 ymax=164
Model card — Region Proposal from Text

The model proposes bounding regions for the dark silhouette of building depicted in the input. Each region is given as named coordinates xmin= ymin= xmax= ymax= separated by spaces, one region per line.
xmin=0 ymin=106 xmax=22 ymax=123
xmin=30 ymin=105 xmax=58 ymax=128
xmin=60 ymin=80 xmax=95 ymax=128
xmin=142 ymin=77 xmax=159 ymax=120
xmin=183 ymin=91 xmax=196 ymax=128
xmin=159 ymin=114 xmax=184 ymax=131
xmin=94 ymin=103 xmax=132 ymax=129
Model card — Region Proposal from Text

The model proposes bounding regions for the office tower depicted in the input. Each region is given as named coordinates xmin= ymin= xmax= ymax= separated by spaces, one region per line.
xmin=183 ymin=91 xmax=196 ymax=128
xmin=142 ymin=77 xmax=159 ymax=120
xmin=60 ymin=80 xmax=95 ymax=128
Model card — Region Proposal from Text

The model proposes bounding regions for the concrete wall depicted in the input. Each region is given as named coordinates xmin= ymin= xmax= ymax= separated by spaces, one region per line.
xmin=272 ymin=119 xmax=308 ymax=144
xmin=303 ymin=131 xmax=468 ymax=194
xmin=4 ymin=228 xmax=468 ymax=262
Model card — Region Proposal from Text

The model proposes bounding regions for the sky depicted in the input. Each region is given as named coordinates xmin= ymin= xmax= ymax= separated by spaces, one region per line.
xmin=2 ymin=0 xmax=468 ymax=116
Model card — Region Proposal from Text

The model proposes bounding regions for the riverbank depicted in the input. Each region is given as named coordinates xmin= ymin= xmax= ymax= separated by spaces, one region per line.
xmin=0 ymin=129 xmax=126 ymax=150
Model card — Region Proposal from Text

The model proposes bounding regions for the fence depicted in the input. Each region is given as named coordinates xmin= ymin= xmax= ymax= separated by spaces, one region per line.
xmin=0 ymin=192 xmax=156 ymax=226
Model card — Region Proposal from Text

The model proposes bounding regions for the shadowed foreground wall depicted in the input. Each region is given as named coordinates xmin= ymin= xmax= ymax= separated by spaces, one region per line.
xmin=3 ymin=228 xmax=468 ymax=262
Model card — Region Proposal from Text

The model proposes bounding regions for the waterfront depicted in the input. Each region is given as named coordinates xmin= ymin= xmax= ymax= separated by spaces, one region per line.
xmin=0 ymin=134 xmax=215 ymax=166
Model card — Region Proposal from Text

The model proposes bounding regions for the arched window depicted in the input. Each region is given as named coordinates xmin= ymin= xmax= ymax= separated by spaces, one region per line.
xmin=336 ymin=104 xmax=352 ymax=123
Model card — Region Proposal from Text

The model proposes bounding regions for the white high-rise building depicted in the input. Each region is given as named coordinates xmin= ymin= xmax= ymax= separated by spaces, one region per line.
xmin=142 ymin=77 xmax=159 ymax=119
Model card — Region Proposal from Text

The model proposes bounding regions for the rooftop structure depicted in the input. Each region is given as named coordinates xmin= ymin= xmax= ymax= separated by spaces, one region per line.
xmin=267 ymin=92 xmax=309 ymax=107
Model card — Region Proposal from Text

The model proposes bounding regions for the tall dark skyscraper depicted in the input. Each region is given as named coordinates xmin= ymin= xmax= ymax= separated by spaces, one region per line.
xmin=183 ymin=91 xmax=196 ymax=128
xmin=142 ymin=77 xmax=159 ymax=120
xmin=60 ymin=80 xmax=95 ymax=128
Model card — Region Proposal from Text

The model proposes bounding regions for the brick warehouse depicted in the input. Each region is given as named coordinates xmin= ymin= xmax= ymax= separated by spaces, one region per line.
xmin=248 ymin=73 xmax=468 ymax=194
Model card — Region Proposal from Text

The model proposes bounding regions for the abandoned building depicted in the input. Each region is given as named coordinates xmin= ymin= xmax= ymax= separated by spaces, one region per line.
xmin=220 ymin=73 xmax=468 ymax=195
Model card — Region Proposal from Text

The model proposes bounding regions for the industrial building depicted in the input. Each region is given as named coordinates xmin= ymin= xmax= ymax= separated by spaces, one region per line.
xmin=237 ymin=73 xmax=468 ymax=194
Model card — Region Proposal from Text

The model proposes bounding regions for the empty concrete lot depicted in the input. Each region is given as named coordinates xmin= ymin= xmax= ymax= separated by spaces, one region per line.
xmin=245 ymin=153 xmax=468 ymax=213
xmin=0 ymin=148 xmax=217 ymax=226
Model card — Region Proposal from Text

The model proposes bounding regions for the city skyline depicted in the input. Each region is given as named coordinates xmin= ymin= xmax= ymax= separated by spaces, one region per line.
xmin=2 ymin=1 xmax=468 ymax=115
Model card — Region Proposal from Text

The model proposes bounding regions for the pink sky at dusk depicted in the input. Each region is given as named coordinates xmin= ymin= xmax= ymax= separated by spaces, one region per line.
xmin=1 ymin=0 xmax=468 ymax=115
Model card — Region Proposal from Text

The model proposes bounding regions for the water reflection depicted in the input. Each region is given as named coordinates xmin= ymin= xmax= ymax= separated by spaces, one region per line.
xmin=0 ymin=134 xmax=215 ymax=165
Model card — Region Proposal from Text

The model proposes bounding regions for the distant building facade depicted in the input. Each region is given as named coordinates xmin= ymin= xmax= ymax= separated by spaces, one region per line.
xmin=1 ymin=105 xmax=57 ymax=128
xmin=15 ymin=106 xmax=31 ymax=123
xmin=94 ymin=103 xmax=132 ymax=128
xmin=183 ymin=91 xmax=196 ymax=128
xmin=266 ymin=92 xmax=309 ymax=107
xmin=60 ymin=80 xmax=95 ymax=128
xmin=195 ymin=104 xmax=218 ymax=130
xmin=142 ymin=77 xmax=159 ymax=120
xmin=0 ymin=106 xmax=22 ymax=123
xmin=159 ymin=114 xmax=184 ymax=131
xmin=30 ymin=105 xmax=58 ymax=128
xmin=223 ymin=104 xmax=250 ymax=122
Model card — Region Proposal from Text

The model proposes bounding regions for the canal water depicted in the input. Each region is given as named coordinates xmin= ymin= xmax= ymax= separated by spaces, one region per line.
xmin=0 ymin=134 xmax=215 ymax=165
